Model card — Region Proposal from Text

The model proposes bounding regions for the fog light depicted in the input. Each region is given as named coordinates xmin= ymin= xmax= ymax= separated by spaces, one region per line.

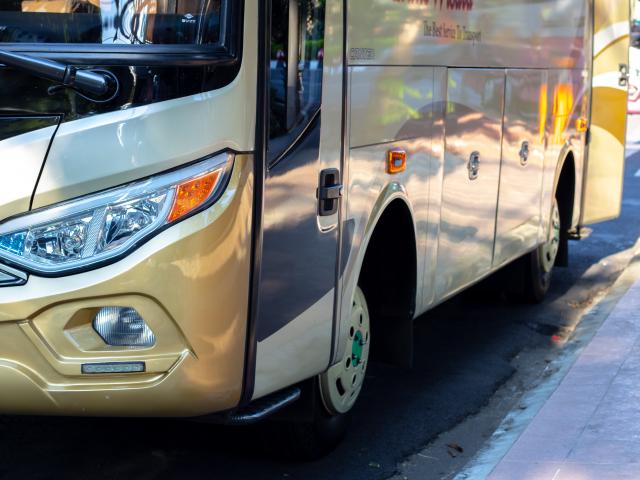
xmin=92 ymin=307 xmax=155 ymax=347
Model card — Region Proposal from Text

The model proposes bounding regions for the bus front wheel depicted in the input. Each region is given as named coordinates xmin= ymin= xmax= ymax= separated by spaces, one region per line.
xmin=319 ymin=286 xmax=371 ymax=415
xmin=283 ymin=286 xmax=371 ymax=459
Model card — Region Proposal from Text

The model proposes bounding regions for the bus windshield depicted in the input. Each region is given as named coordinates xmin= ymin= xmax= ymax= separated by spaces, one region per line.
xmin=0 ymin=0 xmax=223 ymax=46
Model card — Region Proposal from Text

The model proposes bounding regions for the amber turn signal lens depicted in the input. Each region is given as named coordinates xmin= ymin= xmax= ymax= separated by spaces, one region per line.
xmin=167 ymin=170 xmax=221 ymax=222
xmin=576 ymin=117 xmax=589 ymax=133
xmin=387 ymin=149 xmax=407 ymax=174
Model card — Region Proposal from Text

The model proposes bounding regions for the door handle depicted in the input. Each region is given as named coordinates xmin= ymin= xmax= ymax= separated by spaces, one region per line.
xmin=317 ymin=168 xmax=342 ymax=216
xmin=468 ymin=151 xmax=480 ymax=180
xmin=519 ymin=141 xmax=530 ymax=166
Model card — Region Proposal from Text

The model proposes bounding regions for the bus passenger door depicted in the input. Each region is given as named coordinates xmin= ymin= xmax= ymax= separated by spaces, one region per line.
xmin=252 ymin=0 xmax=341 ymax=400
xmin=581 ymin=0 xmax=630 ymax=225
xmin=435 ymin=69 xmax=505 ymax=299
xmin=494 ymin=70 xmax=548 ymax=268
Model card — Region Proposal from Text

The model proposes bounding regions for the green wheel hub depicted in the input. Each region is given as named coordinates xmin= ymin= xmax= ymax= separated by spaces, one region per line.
xmin=352 ymin=331 xmax=364 ymax=366
xmin=319 ymin=286 xmax=371 ymax=415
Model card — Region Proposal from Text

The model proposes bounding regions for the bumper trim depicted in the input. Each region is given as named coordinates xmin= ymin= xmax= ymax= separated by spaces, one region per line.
xmin=0 ymin=263 xmax=27 ymax=286
xmin=209 ymin=386 xmax=301 ymax=425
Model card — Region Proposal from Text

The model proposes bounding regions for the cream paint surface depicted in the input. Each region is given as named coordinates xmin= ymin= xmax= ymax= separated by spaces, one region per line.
xmin=592 ymin=71 xmax=629 ymax=90
xmin=0 ymin=156 xmax=254 ymax=416
xmin=493 ymin=70 xmax=548 ymax=269
xmin=582 ymin=0 xmax=629 ymax=225
xmin=348 ymin=0 xmax=588 ymax=69
xmin=1 ymin=0 xmax=606 ymax=410
xmin=583 ymin=126 xmax=625 ymax=222
xmin=32 ymin=2 xmax=259 ymax=209
xmin=337 ymin=63 xmax=437 ymax=361
xmin=253 ymin=0 xmax=345 ymax=392
xmin=593 ymin=21 xmax=630 ymax=56
xmin=0 ymin=126 xmax=57 ymax=221
xmin=0 ymin=157 xmax=251 ymax=317
xmin=253 ymin=290 xmax=334 ymax=400
xmin=436 ymin=69 xmax=504 ymax=299
xmin=349 ymin=66 xmax=436 ymax=149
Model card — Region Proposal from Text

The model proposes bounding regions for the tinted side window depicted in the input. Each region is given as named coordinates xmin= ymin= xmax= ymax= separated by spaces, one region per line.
xmin=269 ymin=0 xmax=325 ymax=157
xmin=0 ymin=0 xmax=222 ymax=45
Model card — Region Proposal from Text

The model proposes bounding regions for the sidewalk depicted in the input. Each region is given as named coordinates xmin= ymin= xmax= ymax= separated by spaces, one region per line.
xmin=487 ymin=276 xmax=640 ymax=479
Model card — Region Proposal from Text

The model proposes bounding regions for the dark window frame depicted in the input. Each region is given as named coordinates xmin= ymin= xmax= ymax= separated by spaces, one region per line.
xmin=0 ymin=0 xmax=243 ymax=66
xmin=267 ymin=0 xmax=325 ymax=166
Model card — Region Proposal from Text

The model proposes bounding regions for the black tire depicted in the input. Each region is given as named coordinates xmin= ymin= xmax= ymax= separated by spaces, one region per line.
xmin=275 ymin=286 xmax=370 ymax=460
xmin=269 ymin=379 xmax=350 ymax=461
xmin=509 ymin=197 xmax=562 ymax=304
xmin=520 ymin=246 xmax=553 ymax=303
xmin=282 ymin=395 xmax=350 ymax=460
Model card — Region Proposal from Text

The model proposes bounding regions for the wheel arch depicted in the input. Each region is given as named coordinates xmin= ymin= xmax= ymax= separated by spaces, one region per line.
xmin=351 ymin=187 xmax=418 ymax=368
xmin=552 ymin=149 xmax=577 ymax=267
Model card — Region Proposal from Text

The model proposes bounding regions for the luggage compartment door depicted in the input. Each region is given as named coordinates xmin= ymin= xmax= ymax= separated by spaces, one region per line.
xmin=494 ymin=70 xmax=548 ymax=268
xmin=436 ymin=69 xmax=505 ymax=299
xmin=581 ymin=0 xmax=630 ymax=225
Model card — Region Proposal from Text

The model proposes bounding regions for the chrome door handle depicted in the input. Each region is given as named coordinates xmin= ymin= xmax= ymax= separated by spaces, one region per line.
xmin=519 ymin=141 xmax=530 ymax=166
xmin=468 ymin=151 xmax=480 ymax=180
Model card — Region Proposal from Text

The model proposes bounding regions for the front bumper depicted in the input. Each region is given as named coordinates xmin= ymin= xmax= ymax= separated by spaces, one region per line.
xmin=0 ymin=155 xmax=253 ymax=417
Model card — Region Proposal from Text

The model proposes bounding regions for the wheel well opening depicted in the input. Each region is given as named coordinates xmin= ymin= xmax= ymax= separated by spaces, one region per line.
xmin=555 ymin=153 xmax=576 ymax=267
xmin=358 ymin=200 xmax=417 ymax=367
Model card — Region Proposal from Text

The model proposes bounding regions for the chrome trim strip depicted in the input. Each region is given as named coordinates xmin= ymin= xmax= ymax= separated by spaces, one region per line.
xmin=0 ymin=263 xmax=28 ymax=286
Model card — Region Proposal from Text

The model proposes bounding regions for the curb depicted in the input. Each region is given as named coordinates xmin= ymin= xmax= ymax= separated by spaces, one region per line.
xmin=454 ymin=241 xmax=640 ymax=479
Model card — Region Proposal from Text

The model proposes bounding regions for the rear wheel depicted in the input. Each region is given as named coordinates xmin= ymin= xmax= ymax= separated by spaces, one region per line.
xmin=521 ymin=197 xmax=561 ymax=303
xmin=282 ymin=286 xmax=371 ymax=459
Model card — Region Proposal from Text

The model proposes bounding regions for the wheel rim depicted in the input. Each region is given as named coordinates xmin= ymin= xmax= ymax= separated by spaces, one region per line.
xmin=541 ymin=199 xmax=561 ymax=273
xmin=319 ymin=286 xmax=371 ymax=415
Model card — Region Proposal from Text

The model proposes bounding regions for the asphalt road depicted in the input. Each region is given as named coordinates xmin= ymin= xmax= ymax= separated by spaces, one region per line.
xmin=1 ymin=147 xmax=639 ymax=480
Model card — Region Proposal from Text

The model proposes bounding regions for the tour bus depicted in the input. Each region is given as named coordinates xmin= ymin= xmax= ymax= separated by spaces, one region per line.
xmin=0 ymin=0 xmax=630 ymax=456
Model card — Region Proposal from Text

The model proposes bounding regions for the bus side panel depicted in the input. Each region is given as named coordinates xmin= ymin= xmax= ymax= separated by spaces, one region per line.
xmin=435 ymin=69 xmax=504 ymax=300
xmin=337 ymin=65 xmax=435 ymax=361
xmin=347 ymin=0 xmax=588 ymax=70
xmin=420 ymin=67 xmax=448 ymax=312
xmin=581 ymin=0 xmax=630 ymax=225
xmin=494 ymin=70 xmax=548 ymax=269
xmin=539 ymin=68 xmax=588 ymax=242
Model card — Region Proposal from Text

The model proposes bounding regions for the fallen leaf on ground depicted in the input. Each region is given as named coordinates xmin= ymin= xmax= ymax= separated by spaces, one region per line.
xmin=446 ymin=443 xmax=464 ymax=457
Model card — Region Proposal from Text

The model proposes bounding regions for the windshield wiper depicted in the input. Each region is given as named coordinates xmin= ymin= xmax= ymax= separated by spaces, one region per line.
xmin=0 ymin=49 xmax=113 ymax=98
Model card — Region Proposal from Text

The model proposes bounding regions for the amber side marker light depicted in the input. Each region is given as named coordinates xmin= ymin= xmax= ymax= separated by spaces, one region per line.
xmin=576 ymin=118 xmax=589 ymax=133
xmin=387 ymin=149 xmax=407 ymax=174
xmin=168 ymin=170 xmax=221 ymax=222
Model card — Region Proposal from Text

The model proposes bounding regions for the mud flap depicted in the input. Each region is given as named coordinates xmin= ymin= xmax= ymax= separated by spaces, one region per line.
xmin=371 ymin=313 xmax=414 ymax=369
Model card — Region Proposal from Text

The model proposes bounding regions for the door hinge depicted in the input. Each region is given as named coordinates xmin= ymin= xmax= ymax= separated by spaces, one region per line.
xmin=619 ymin=63 xmax=630 ymax=88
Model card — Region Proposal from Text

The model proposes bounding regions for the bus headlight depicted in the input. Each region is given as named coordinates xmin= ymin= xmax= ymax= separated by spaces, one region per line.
xmin=0 ymin=152 xmax=232 ymax=275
